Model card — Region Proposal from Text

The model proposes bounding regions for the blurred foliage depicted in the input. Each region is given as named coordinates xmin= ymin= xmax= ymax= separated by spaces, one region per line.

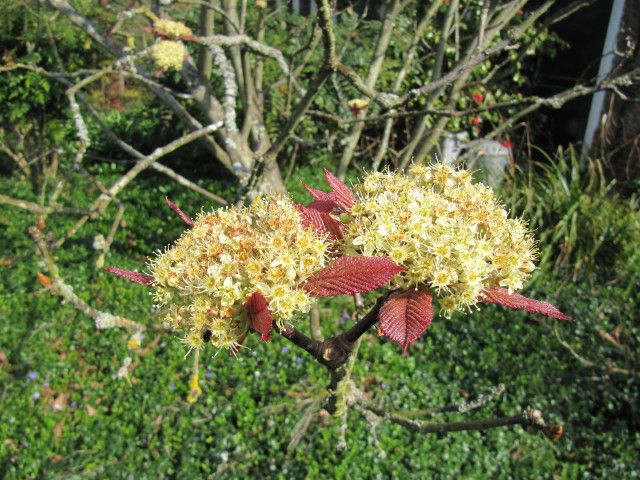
xmin=0 ymin=1 xmax=563 ymax=181
xmin=503 ymin=146 xmax=640 ymax=285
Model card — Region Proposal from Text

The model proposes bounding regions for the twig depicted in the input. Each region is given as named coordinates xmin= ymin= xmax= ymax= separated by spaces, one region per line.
xmin=150 ymin=163 xmax=227 ymax=205
xmin=394 ymin=384 xmax=506 ymax=418
xmin=371 ymin=0 xmax=443 ymax=170
xmin=67 ymin=86 xmax=228 ymax=205
xmin=0 ymin=194 xmax=90 ymax=216
xmin=95 ymin=204 xmax=125 ymax=269
xmin=198 ymin=34 xmax=303 ymax=94
xmin=554 ymin=324 xmax=636 ymax=376
xmin=56 ymin=122 xmax=223 ymax=248
xmin=30 ymin=227 xmax=146 ymax=331
xmin=336 ymin=0 xmax=402 ymax=178
xmin=358 ymin=402 xmax=562 ymax=439
xmin=286 ymin=398 xmax=321 ymax=454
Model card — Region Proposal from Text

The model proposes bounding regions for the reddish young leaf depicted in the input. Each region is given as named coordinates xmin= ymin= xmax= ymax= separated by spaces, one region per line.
xmin=165 ymin=197 xmax=194 ymax=226
xmin=379 ymin=288 xmax=433 ymax=352
xmin=304 ymin=184 xmax=336 ymax=205
xmin=296 ymin=203 xmax=323 ymax=229
xmin=323 ymin=169 xmax=356 ymax=210
xmin=307 ymin=199 xmax=337 ymax=213
xmin=244 ymin=292 xmax=273 ymax=341
xmin=319 ymin=212 xmax=344 ymax=240
xmin=295 ymin=204 xmax=343 ymax=240
xmin=303 ymin=256 xmax=405 ymax=297
xmin=480 ymin=288 xmax=572 ymax=321
xmin=105 ymin=267 xmax=154 ymax=286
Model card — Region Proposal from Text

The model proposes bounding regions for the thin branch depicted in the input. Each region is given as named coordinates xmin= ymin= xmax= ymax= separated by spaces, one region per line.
xmin=395 ymin=39 xmax=518 ymax=109
xmin=359 ymin=402 xmax=562 ymax=438
xmin=95 ymin=204 xmax=125 ymax=269
xmin=407 ymin=0 xmax=551 ymax=166
xmin=394 ymin=384 xmax=506 ymax=418
xmin=95 ymin=122 xmax=223 ymax=214
xmin=150 ymin=163 xmax=227 ymax=205
xmin=0 ymin=194 xmax=90 ymax=216
xmin=0 ymin=142 xmax=31 ymax=176
xmin=483 ymin=67 xmax=640 ymax=141
xmin=67 ymin=82 xmax=228 ymax=205
xmin=55 ymin=123 xmax=223 ymax=249
xmin=43 ymin=0 xmax=123 ymax=57
xmin=554 ymin=324 xmax=636 ymax=376
xmin=198 ymin=34 xmax=303 ymax=94
xmin=30 ymin=227 xmax=146 ymax=331
xmin=371 ymin=0 xmax=443 ymax=170
xmin=336 ymin=0 xmax=402 ymax=178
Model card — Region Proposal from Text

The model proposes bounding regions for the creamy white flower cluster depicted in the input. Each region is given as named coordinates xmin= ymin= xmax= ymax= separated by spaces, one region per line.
xmin=149 ymin=196 xmax=327 ymax=350
xmin=149 ymin=40 xmax=186 ymax=71
xmin=154 ymin=19 xmax=193 ymax=39
xmin=342 ymin=164 xmax=537 ymax=314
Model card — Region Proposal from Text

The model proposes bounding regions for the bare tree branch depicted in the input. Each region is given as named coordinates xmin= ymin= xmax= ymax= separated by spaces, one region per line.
xmin=30 ymin=226 xmax=147 ymax=331
xmin=0 ymin=194 xmax=90 ymax=216
xmin=336 ymin=0 xmax=402 ymax=178
xmin=359 ymin=402 xmax=562 ymax=438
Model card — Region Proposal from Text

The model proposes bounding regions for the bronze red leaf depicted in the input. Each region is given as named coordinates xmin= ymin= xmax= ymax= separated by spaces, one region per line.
xmin=323 ymin=169 xmax=355 ymax=210
xmin=244 ymin=292 xmax=273 ymax=341
xmin=165 ymin=197 xmax=194 ymax=226
xmin=105 ymin=267 xmax=154 ymax=286
xmin=303 ymin=256 xmax=405 ymax=297
xmin=295 ymin=204 xmax=343 ymax=240
xmin=379 ymin=288 xmax=433 ymax=352
xmin=307 ymin=199 xmax=337 ymax=213
xmin=480 ymin=288 xmax=572 ymax=321
xmin=304 ymin=184 xmax=337 ymax=205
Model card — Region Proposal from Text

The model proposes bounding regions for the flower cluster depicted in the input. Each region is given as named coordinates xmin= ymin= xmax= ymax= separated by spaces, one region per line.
xmin=153 ymin=19 xmax=193 ymax=39
xmin=342 ymin=164 xmax=537 ymax=314
xmin=149 ymin=40 xmax=186 ymax=71
xmin=149 ymin=196 xmax=328 ymax=350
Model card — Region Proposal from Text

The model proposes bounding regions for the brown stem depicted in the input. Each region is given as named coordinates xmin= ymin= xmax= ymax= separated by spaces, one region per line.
xmin=275 ymin=293 xmax=391 ymax=416
xmin=359 ymin=402 xmax=561 ymax=439
xmin=340 ymin=294 xmax=389 ymax=343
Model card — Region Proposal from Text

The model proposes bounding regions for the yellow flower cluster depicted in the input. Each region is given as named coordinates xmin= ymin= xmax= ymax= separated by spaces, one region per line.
xmin=342 ymin=164 xmax=537 ymax=314
xmin=154 ymin=19 xmax=193 ymax=39
xmin=149 ymin=40 xmax=186 ymax=71
xmin=149 ymin=196 xmax=327 ymax=350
